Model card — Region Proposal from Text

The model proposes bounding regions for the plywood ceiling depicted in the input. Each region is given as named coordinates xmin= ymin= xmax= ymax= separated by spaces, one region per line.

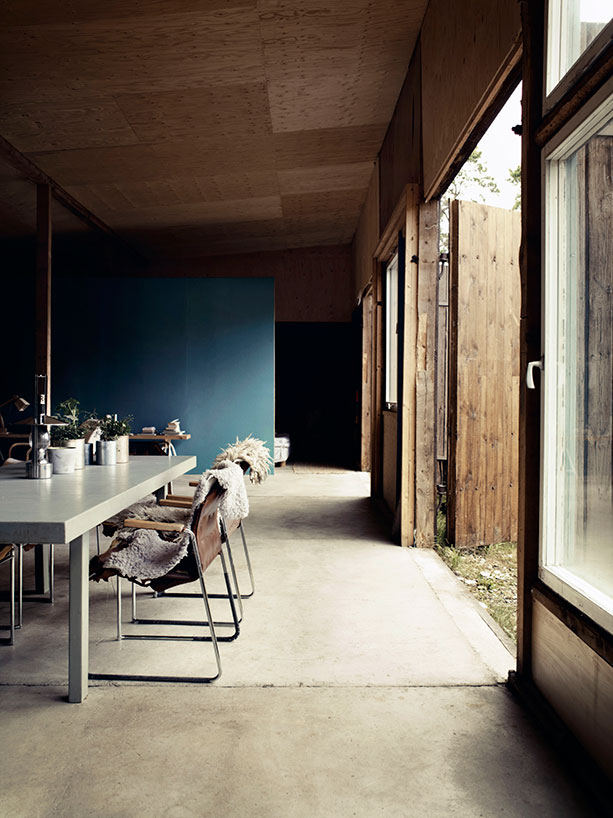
xmin=0 ymin=0 xmax=428 ymax=258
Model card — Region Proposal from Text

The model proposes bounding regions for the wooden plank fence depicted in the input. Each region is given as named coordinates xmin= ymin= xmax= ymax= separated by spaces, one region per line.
xmin=447 ymin=200 xmax=521 ymax=548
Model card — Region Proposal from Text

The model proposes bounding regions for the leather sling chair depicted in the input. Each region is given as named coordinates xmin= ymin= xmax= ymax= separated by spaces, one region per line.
xmin=89 ymin=476 xmax=241 ymax=684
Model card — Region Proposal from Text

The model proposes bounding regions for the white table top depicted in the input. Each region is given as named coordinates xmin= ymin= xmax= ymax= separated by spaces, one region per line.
xmin=0 ymin=455 xmax=197 ymax=544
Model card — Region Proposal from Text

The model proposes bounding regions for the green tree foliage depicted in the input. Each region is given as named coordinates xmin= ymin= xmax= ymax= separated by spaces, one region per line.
xmin=439 ymin=149 xmax=501 ymax=252
xmin=508 ymin=164 xmax=521 ymax=211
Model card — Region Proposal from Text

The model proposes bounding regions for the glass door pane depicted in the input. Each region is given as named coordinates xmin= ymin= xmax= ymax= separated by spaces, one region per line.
xmin=546 ymin=0 xmax=611 ymax=95
xmin=542 ymin=92 xmax=613 ymax=631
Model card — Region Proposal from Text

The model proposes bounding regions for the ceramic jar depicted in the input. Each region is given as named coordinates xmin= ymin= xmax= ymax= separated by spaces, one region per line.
xmin=63 ymin=438 xmax=85 ymax=469
xmin=48 ymin=446 xmax=76 ymax=474
xmin=116 ymin=434 xmax=129 ymax=463
xmin=97 ymin=440 xmax=117 ymax=465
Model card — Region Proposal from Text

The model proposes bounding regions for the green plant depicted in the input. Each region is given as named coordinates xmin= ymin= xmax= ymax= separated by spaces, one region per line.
xmin=100 ymin=414 xmax=133 ymax=441
xmin=439 ymin=149 xmax=502 ymax=251
xmin=435 ymin=498 xmax=447 ymax=548
xmin=51 ymin=398 xmax=83 ymax=442
xmin=508 ymin=164 xmax=521 ymax=211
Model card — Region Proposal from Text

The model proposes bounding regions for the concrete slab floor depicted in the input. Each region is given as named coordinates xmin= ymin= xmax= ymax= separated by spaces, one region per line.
xmin=0 ymin=467 xmax=602 ymax=816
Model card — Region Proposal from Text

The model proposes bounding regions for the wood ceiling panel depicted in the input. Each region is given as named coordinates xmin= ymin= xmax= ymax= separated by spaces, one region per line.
xmin=0 ymin=7 xmax=265 ymax=104
xmin=269 ymin=69 xmax=406 ymax=133
xmin=0 ymin=99 xmax=138 ymax=153
xmin=281 ymin=188 xmax=364 ymax=218
xmin=274 ymin=124 xmax=385 ymax=170
xmin=66 ymin=172 xmax=280 ymax=213
xmin=124 ymin=214 xmax=357 ymax=258
xmin=278 ymin=162 xmax=373 ymax=195
xmin=258 ymin=0 xmax=372 ymax=82
xmin=0 ymin=0 xmax=430 ymax=256
xmin=98 ymin=196 xmax=283 ymax=229
xmin=116 ymin=83 xmax=273 ymax=143
xmin=2 ymin=0 xmax=256 ymax=26
xmin=29 ymin=133 xmax=277 ymax=185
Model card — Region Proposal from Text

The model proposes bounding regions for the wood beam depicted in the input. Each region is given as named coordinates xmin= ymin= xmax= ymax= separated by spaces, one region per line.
xmin=414 ymin=199 xmax=439 ymax=546
xmin=0 ymin=135 xmax=142 ymax=262
xmin=517 ymin=0 xmax=545 ymax=678
xmin=35 ymin=183 xmax=52 ymax=410
xmin=400 ymin=184 xmax=420 ymax=547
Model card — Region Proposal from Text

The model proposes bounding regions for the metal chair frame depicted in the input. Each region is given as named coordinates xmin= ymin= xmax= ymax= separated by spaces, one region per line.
xmin=2 ymin=446 xmax=55 ymax=628
xmin=90 ymin=482 xmax=241 ymax=685
xmin=153 ymin=517 xmax=246 ymax=621
xmin=0 ymin=545 xmax=16 ymax=645
xmin=186 ymin=483 xmax=255 ymax=599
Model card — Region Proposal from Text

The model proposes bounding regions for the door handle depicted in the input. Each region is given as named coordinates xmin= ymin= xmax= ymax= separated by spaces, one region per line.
xmin=526 ymin=359 xmax=543 ymax=389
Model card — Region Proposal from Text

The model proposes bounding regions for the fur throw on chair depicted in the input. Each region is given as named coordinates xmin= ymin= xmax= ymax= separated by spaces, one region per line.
xmin=212 ymin=435 xmax=272 ymax=484
xmin=91 ymin=462 xmax=248 ymax=584
xmin=207 ymin=460 xmax=249 ymax=521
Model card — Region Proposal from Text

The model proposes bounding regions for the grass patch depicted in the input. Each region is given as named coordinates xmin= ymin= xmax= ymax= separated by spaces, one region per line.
xmin=435 ymin=538 xmax=518 ymax=642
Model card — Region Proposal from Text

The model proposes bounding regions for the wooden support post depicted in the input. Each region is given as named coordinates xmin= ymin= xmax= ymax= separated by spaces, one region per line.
xmin=400 ymin=185 xmax=420 ymax=547
xmin=371 ymin=261 xmax=384 ymax=498
xmin=35 ymin=183 xmax=52 ymax=411
xmin=517 ymin=0 xmax=545 ymax=678
xmin=414 ymin=200 xmax=439 ymax=546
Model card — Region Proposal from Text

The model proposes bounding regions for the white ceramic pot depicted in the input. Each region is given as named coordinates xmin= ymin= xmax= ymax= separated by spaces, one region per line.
xmin=97 ymin=440 xmax=117 ymax=465
xmin=63 ymin=438 xmax=85 ymax=469
xmin=116 ymin=435 xmax=129 ymax=463
xmin=48 ymin=446 xmax=76 ymax=474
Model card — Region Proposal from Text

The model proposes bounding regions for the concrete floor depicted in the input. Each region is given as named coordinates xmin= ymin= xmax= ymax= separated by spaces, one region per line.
xmin=0 ymin=466 xmax=602 ymax=817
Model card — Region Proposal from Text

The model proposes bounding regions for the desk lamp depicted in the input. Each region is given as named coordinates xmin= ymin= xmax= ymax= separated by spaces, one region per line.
xmin=0 ymin=395 xmax=30 ymax=434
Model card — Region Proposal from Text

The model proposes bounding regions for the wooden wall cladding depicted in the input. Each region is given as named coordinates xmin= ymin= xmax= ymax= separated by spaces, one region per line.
xmin=382 ymin=410 xmax=398 ymax=513
xmin=149 ymin=244 xmax=353 ymax=323
xmin=352 ymin=164 xmax=379 ymax=298
xmin=379 ymin=42 xmax=422 ymax=230
xmin=532 ymin=600 xmax=613 ymax=779
xmin=0 ymin=0 xmax=429 ymax=259
xmin=420 ymin=0 xmax=521 ymax=200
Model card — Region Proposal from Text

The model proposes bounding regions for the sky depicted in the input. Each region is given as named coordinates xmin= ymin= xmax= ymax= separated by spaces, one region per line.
xmin=455 ymin=83 xmax=523 ymax=212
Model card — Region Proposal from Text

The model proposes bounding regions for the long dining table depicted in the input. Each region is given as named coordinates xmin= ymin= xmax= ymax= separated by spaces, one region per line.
xmin=0 ymin=455 xmax=197 ymax=702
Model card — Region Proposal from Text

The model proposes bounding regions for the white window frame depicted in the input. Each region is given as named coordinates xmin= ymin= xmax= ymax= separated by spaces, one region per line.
xmin=544 ymin=0 xmax=613 ymax=111
xmin=540 ymin=77 xmax=613 ymax=634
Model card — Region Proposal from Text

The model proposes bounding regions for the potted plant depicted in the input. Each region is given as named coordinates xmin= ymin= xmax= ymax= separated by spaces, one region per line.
xmin=99 ymin=414 xmax=133 ymax=464
xmin=51 ymin=398 xmax=86 ymax=469
xmin=78 ymin=412 xmax=102 ymax=464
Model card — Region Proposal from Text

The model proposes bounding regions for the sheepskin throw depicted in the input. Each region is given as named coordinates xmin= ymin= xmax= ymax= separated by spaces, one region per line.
xmin=207 ymin=460 xmax=249 ymax=521
xmin=96 ymin=462 xmax=248 ymax=584
xmin=212 ymin=435 xmax=272 ymax=483
xmin=103 ymin=527 xmax=190 ymax=582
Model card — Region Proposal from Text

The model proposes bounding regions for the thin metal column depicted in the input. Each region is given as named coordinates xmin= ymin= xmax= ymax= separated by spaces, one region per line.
xmin=68 ymin=534 xmax=89 ymax=703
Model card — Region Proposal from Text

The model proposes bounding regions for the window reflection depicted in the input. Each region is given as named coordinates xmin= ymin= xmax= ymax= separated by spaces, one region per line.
xmin=543 ymin=94 xmax=613 ymax=629
xmin=547 ymin=0 xmax=611 ymax=95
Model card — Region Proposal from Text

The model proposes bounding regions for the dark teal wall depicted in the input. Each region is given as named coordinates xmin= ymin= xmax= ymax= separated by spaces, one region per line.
xmin=52 ymin=277 xmax=274 ymax=473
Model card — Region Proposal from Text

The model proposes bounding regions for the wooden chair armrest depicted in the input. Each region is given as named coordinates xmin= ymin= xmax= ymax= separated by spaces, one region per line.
xmin=124 ymin=518 xmax=185 ymax=532
xmin=159 ymin=498 xmax=191 ymax=509
xmin=166 ymin=494 xmax=192 ymax=501
xmin=0 ymin=544 xmax=14 ymax=562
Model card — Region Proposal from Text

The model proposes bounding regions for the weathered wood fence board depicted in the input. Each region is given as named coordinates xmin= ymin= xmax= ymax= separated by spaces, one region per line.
xmin=448 ymin=200 xmax=521 ymax=548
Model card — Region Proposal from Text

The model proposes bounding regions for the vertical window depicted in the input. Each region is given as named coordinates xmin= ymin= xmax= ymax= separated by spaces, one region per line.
xmin=542 ymin=89 xmax=613 ymax=632
xmin=385 ymin=253 xmax=399 ymax=407
xmin=546 ymin=0 xmax=611 ymax=96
